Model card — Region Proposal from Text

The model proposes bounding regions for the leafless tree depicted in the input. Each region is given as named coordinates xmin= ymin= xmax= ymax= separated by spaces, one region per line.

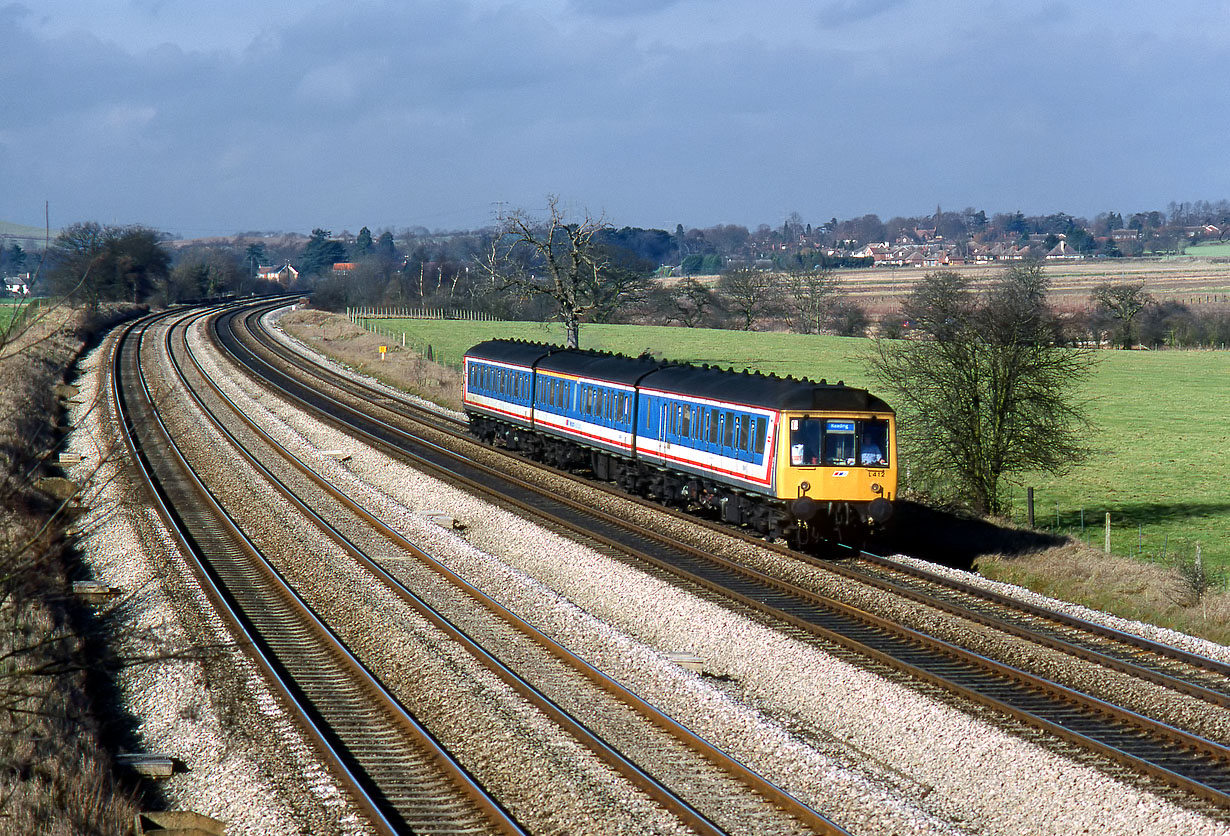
xmin=1091 ymin=282 xmax=1154 ymax=349
xmin=478 ymin=195 xmax=613 ymax=348
xmin=651 ymin=277 xmax=720 ymax=328
xmin=869 ymin=264 xmax=1095 ymax=515
xmin=780 ymin=267 xmax=839 ymax=334
xmin=717 ymin=268 xmax=777 ymax=330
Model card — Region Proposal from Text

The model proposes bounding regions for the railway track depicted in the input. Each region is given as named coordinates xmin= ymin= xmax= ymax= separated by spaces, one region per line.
xmin=217 ymin=298 xmax=1230 ymax=813
xmin=114 ymin=309 xmax=523 ymax=834
xmin=131 ymin=303 xmax=851 ymax=835
xmin=266 ymin=302 xmax=1230 ymax=720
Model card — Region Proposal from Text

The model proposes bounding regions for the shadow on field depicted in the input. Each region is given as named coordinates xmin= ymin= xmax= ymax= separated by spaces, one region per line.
xmin=871 ymin=500 xmax=1068 ymax=571
xmin=1068 ymin=501 xmax=1230 ymax=528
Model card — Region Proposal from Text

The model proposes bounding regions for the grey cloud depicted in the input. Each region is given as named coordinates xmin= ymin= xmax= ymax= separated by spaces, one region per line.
xmin=567 ymin=0 xmax=685 ymax=17
xmin=817 ymin=0 xmax=907 ymax=27
xmin=3 ymin=0 xmax=1230 ymax=235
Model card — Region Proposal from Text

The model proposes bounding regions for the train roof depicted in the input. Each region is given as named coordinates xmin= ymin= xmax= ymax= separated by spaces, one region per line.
xmin=467 ymin=339 xmax=666 ymax=385
xmin=640 ymin=363 xmax=892 ymax=413
xmin=464 ymin=340 xmax=893 ymax=413
xmin=465 ymin=339 xmax=556 ymax=367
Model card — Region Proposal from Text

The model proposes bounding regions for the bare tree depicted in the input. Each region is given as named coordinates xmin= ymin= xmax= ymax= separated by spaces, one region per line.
xmin=478 ymin=196 xmax=613 ymax=348
xmin=717 ymin=267 xmax=776 ymax=330
xmin=780 ymin=267 xmax=839 ymax=334
xmin=1091 ymin=282 xmax=1153 ymax=349
xmin=869 ymin=264 xmax=1095 ymax=516
xmin=651 ymin=277 xmax=720 ymax=328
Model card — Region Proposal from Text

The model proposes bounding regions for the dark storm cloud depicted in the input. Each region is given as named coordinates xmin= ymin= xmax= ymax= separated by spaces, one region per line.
xmin=3 ymin=1 xmax=1230 ymax=234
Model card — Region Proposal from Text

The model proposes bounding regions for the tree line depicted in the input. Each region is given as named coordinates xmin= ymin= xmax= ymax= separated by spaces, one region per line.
xmin=17 ymin=212 xmax=1230 ymax=353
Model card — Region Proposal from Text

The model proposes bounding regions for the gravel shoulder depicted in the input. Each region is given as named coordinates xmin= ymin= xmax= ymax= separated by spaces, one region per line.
xmin=66 ymin=323 xmax=372 ymax=836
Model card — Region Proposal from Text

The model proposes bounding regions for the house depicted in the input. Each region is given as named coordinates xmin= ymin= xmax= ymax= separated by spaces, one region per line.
xmin=257 ymin=263 xmax=300 ymax=286
xmin=331 ymin=262 xmax=358 ymax=274
xmin=4 ymin=272 xmax=31 ymax=295
xmin=1045 ymin=240 xmax=1084 ymax=260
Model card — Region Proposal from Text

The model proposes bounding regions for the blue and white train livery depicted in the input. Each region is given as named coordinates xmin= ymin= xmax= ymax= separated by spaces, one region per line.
xmin=463 ymin=339 xmax=897 ymax=548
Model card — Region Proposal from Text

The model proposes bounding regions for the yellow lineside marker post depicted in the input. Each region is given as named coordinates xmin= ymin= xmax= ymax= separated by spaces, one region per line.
xmin=379 ymin=345 xmax=387 ymax=360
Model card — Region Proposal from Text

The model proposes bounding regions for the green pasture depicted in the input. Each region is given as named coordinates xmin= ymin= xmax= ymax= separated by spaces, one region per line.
xmin=0 ymin=298 xmax=31 ymax=331
xmin=369 ymin=317 xmax=1230 ymax=569
xmin=1184 ymin=242 xmax=1230 ymax=258
xmin=366 ymin=318 xmax=880 ymax=387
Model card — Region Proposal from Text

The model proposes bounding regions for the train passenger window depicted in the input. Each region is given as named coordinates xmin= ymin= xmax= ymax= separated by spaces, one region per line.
xmin=859 ymin=419 xmax=889 ymax=465
xmin=724 ymin=413 xmax=734 ymax=448
xmin=708 ymin=410 xmax=720 ymax=444
xmin=790 ymin=418 xmax=822 ymax=466
xmin=679 ymin=405 xmax=690 ymax=438
xmin=824 ymin=420 xmax=857 ymax=465
xmin=750 ymin=417 xmax=766 ymax=453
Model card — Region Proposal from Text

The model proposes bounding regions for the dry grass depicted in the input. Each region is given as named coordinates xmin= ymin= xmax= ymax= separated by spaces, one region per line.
xmin=0 ymin=303 xmax=143 ymax=831
xmin=978 ymin=542 xmax=1230 ymax=645
xmin=280 ymin=309 xmax=465 ymax=411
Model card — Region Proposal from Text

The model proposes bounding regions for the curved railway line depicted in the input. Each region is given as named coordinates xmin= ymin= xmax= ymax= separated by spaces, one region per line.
xmin=216 ymin=298 xmax=1230 ymax=815
xmin=115 ymin=309 xmax=524 ymax=835
xmin=118 ymin=304 xmax=852 ymax=835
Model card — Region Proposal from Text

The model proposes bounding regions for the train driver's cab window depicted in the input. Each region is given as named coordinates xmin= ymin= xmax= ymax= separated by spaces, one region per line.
xmin=789 ymin=418 xmax=822 ymax=466
xmin=860 ymin=420 xmax=889 ymax=466
xmin=824 ymin=421 xmax=857 ymax=465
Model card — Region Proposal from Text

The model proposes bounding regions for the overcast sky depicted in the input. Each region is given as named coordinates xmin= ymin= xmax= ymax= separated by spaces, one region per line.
xmin=3 ymin=0 xmax=1229 ymax=238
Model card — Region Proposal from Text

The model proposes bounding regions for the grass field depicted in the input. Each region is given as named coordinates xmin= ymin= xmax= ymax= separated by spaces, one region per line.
xmin=366 ymin=316 xmax=1230 ymax=571
xmin=1183 ymin=242 xmax=1230 ymax=259
xmin=0 ymin=299 xmax=29 ymax=332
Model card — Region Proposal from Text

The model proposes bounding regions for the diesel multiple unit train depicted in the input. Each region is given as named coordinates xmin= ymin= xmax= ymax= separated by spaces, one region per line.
xmin=462 ymin=339 xmax=897 ymax=549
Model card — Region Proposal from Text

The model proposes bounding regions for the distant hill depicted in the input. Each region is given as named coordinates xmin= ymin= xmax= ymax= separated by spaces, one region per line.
xmin=0 ymin=220 xmax=57 ymax=246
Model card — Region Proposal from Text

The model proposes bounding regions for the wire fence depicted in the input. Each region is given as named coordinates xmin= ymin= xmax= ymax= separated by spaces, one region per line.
xmin=346 ymin=306 xmax=497 ymax=322
xmin=1014 ymin=486 xmax=1227 ymax=590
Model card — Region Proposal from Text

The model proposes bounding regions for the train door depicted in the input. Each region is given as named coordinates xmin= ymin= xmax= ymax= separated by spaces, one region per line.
xmin=658 ymin=400 xmax=669 ymax=459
